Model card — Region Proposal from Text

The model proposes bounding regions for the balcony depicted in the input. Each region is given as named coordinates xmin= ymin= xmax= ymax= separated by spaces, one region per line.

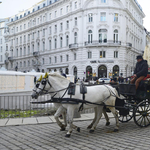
xmin=69 ymin=43 xmax=78 ymax=50
xmin=8 ymin=57 xmax=13 ymax=61
xmin=126 ymin=43 xmax=132 ymax=47
xmin=33 ymin=51 xmax=40 ymax=57
xmin=85 ymin=40 xmax=121 ymax=46
xmin=4 ymin=60 xmax=9 ymax=64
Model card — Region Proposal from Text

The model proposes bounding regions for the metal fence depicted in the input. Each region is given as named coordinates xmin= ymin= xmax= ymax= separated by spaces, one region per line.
xmin=0 ymin=94 xmax=94 ymax=119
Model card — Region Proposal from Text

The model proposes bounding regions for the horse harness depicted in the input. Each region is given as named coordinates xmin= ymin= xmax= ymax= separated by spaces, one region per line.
xmin=35 ymin=78 xmax=119 ymax=111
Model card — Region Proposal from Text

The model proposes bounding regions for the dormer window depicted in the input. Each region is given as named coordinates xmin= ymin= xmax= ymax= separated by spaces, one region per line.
xmin=43 ymin=3 xmax=45 ymax=7
xmin=20 ymin=15 xmax=22 ymax=18
xmin=38 ymin=6 xmax=40 ymax=10
xmin=33 ymin=9 xmax=35 ymax=12
xmin=28 ymin=11 xmax=30 ymax=14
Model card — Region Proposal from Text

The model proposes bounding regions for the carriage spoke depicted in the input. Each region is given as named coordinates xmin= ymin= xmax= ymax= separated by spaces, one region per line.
xmin=140 ymin=117 xmax=144 ymax=126
xmin=146 ymin=116 xmax=150 ymax=124
xmin=136 ymin=115 xmax=142 ymax=123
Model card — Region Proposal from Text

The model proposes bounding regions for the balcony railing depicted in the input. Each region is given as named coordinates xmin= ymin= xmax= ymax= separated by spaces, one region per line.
xmin=8 ymin=57 xmax=13 ymax=61
xmin=69 ymin=43 xmax=78 ymax=49
xmin=126 ymin=43 xmax=132 ymax=47
xmin=33 ymin=51 xmax=40 ymax=57
xmin=85 ymin=40 xmax=121 ymax=46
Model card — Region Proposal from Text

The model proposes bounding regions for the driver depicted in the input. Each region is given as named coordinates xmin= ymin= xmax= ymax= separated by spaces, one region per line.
xmin=131 ymin=55 xmax=148 ymax=90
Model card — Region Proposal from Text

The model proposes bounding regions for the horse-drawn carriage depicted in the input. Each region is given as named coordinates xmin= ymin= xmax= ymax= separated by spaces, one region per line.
xmin=31 ymin=72 xmax=150 ymax=137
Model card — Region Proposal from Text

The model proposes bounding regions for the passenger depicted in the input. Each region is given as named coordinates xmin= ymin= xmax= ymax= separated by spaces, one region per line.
xmin=130 ymin=55 xmax=148 ymax=89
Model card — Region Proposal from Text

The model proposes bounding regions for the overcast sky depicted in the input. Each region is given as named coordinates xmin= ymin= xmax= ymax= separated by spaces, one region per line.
xmin=0 ymin=0 xmax=150 ymax=31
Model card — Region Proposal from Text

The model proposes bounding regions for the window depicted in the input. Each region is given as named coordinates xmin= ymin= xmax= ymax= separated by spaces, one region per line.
xmin=24 ymin=24 xmax=26 ymax=29
xmin=88 ymin=13 xmax=93 ymax=22
xmin=24 ymin=35 xmax=26 ymax=43
xmin=24 ymin=47 xmax=26 ymax=55
xmin=74 ymin=32 xmax=77 ymax=43
xmin=43 ymin=29 xmax=45 ymax=36
xmin=32 ymin=44 xmax=34 ymax=52
xmin=66 ymin=35 xmax=69 ymax=46
xmin=114 ymin=13 xmax=118 ymax=22
xmin=20 ymin=48 xmax=22 ymax=56
xmin=88 ymin=51 xmax=92 ymax=59
xmin=75 ymin=2 xmax=77 ymax=9
xmin=60 ymin=56 xmax=62 ymax=62
xmin=49 ymin=13 xmax=51 ymax=20
xmin=60 ymin=8 xmax=63 ymax=15
xmin=49 ymin=40 xmax=51 ymax=50
xmin=16 ymin=49 xmax=18 ymax=57
xmin=74 ymin=53 xmax=76 ymax=60
xmin=49 ymin=27 xmax=51 ymax=34
xmin=101 ymin=0 xmax=106 ymax=3
xmin=114 ymin=29 xmax=118 ymax=42
xmin=42 ymin=58 xmax=45 ymax=64
xmin=88 ymin=30 xmax=93 ymax=43
xmin=0 ymin=46 xmax=2 ymax=52
xmin=38 ymin=31 xmax=40 ymax=38
xmin=32 ymin=32 xmax=34 ymax=39
xmin=28 ymin=46 xmax=30 ymax=54
xmin=55 ymin=56 xmax=57 ymax=63
xmin=20 ymin=36 xmax=22 ymax=44
xmin=114 ymin=51 xmax=118 ymax=58
xmin=43 ymin=41 xmax=45 ymax=51
xmin=66 ymin=21 xmax=69 ymax=29
xmin=16 ymin=27 xmax=18 ymax=32
xmin=60 ymin=23 xmax=63 ymax=31
xmin=55 ymin=11 xmax=57 ymax=17
xmin=38 ymin=6 xmax=40 ymax=10
xmin=101 ymin=12 xmax=106 ymax=21
xmin=66 ymin=6 xmax=69 ymax=12
xmin=60 ymin=37 xmax=63 ymax=48
xmin=24 ymin=61 xmax=26 ymax=67
xmin=28 ymin=60 xmax=30 ymax=66
xmin=75 ymin=17 xmax=77 ymax=26
xmin=100 ymin=51 xmax=105 ymax=58
xmin=54 ymin=38 xmax=57 ymax=49
xmin=28 ymin=34 xmax=30 ymax=41
xmin=49 ymin=1 xmax=52 ymax=5
xmin=66 ymin=54 xmax=69 ymax=61
xmin=49 ymin=57 xmax=51 ymax=64
xmin=99 ymin=29 xmax=107 ymax=43
xmin=20 ymin=25 xmax=22 ymax=31
xmin=55 ymin=25 xmax=57 ymax=33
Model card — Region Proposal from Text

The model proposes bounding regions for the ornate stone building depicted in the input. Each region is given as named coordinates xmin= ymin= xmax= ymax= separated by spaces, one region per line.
xmin=4 ymin=0 xmax=145 ymax=79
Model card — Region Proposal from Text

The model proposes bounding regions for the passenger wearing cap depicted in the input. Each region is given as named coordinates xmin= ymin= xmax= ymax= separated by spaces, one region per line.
xmin=131 ymin=55 xmax=148 ymax=89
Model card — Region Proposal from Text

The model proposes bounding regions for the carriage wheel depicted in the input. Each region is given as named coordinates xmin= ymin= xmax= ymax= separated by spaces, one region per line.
xmin=133 ymin=100 xmax=150 ymax=127
xmin=118 ymin=103 xmax=134 ymax=123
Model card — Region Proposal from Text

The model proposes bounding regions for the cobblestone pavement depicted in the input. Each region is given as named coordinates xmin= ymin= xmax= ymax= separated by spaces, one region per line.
xmin=0 ymin=118 xmax=150 ymax=150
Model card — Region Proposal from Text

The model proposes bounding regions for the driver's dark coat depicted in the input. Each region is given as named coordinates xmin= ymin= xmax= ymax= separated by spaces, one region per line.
xmin=134 ymin=60 xmax=148 ymax=78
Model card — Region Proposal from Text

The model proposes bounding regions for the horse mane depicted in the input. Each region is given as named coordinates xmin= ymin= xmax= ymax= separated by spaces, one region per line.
xmin=48 ymin=72 xmax=66 ymax=80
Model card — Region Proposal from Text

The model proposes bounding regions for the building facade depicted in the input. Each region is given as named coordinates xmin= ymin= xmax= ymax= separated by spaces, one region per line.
xmin=0 ymin=18 xmax=9 ymax=68
xmin=4 ymin=0 xmax=145 ymax=80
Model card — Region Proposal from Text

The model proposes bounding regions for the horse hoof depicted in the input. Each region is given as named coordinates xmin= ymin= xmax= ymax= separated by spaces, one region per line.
xmin=65 ymin=134 xmax=71 ymax=138
xmin=60 ymin=128 xmax=66 ymax=131
xmin=89 ymin=129 xmax=94 ymax=133
xmin=87 ymin=125 xmax=92 ymax=129
xmin=114 ymin=129 xmax=119 ymax=132
xmin=77 ymin=127 xmax=80 ymax=132
xmin=106 ymin=122 xmax=110 ymax=126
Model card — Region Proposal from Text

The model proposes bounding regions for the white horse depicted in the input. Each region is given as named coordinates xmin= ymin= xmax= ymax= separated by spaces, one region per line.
xmin=35 ymin=73 xmax=119 ymax=137
xmin=31 ymin=74 xmax=111 ymax=131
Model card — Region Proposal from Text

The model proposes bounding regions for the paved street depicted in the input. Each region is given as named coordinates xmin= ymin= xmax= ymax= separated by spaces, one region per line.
xmin=1 ymin=116 xmax=150 ymax=150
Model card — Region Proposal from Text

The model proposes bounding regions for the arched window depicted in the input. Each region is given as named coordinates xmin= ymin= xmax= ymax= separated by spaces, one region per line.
xmin=60 ymin=37 xmax=63 ymax=48
xmin=114 ymin=29 xmax=118 ymax=43
xmin=86 ymin=66 xmax=92 ymax=79
xmin=66 ymin=35 xmax=69 ymax=46
xmin=98 ymin=65 xmax=107 ymax=78
xmin=88 ymin=30 xmax=92 ymax=43
xmin=99 ymin=29 xmax=107 ymax=43
xmin=49 ymin=40 xmax=51 ymax=50
xmin=43 ymin=41 xmax=45 ymax=51
xmin=73 ymin=66 xmax=77 ymax=78
xmin=37 ymin=43 xmax=40 ymax=51
xmin=54 ymin=38 xmax=57 ymax=49
xmin=74 ymin=32 xmax=77 ymax=44
xmin=113 ymin=65 xmax=119 ymax=77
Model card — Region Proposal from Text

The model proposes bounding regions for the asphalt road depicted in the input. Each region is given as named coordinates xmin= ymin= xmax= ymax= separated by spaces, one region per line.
xmin=0 ymin=118 xmax=150 ymax=150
